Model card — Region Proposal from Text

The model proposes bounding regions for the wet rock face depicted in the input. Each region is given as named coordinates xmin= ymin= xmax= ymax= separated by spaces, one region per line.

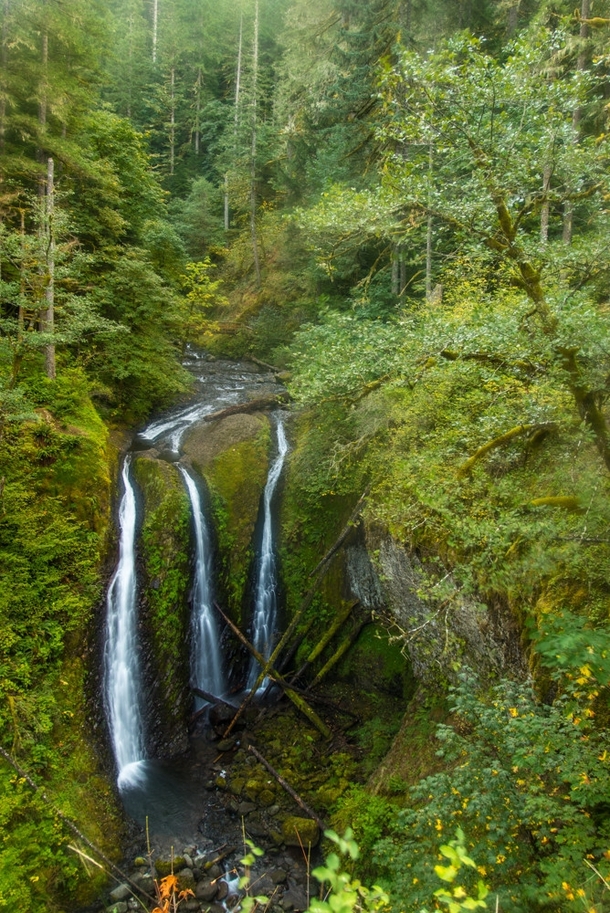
xmin=184 ymin=412 xmax=272 ymax=625
xmin=362 ymin=524 xmax=528 ymax=685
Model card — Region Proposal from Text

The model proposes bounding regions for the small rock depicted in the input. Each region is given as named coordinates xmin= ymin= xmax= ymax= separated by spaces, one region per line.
xmin=184 ymin=902 xmax=201 ymax=912
xmin=229 ymin=777 xmax=245 ymax=796
xmin=127 ymin=901 xmax=139 ymax=911
xmin=136 ymin=874 xmax=155 ymax=894
xmin=107 ymin=904 xmax=128 ymax=913
xmin=267 ymin=804 xmax=280 ymax=816
xmin=178 ymin=868 xmax=196 ymax=891
xmin=238 ymin=801 xmax=257 ymax=815
xmin=183 ymin=854 xmax=194 ymax=869
xmin=206 ymin=864 xmax=222 ymax=880
xmin=270 ymin=868 xmax=287 ymax=885
xmin=133 ymin=856 xmax=147 ymax=867
xmin=216 ymin=881 xmax=229 ymax=901
xmin=258 ymin=789 xmax=275 ymax=807
xmin=196 ymin=879 xmax=218 ymax=902
xmin=209 ymin=703 xmax=235 ymax=727
xmin=109 ymin=884 xmax=131 ymax=903
xmin=157 ymin=857 xmax=186 ymax=877
xmin=281 ymin=885 xmax=309 ymax=911
xmin=255 ymin=875 xmax=276 ymax=896
xmin=217 ymin=737 xmax=237 ymax=752
xmin=244 ymin=778 xmax=262 ymax=801
xmin=247 ymin=814 xmax=268 ymax=837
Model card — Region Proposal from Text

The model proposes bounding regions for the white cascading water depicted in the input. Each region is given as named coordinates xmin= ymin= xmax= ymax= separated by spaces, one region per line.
xmin=179 ymin=467 xmax=225 ymax=700
xmin=247 ymin=417 xmax=289 ymax=688
xmin=104 ymin=456 xmax=147 ymax=789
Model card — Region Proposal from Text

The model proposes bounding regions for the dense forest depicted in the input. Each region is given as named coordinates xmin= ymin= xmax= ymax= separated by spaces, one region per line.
xmin=2 ymin=0 xmax=610 ymax=911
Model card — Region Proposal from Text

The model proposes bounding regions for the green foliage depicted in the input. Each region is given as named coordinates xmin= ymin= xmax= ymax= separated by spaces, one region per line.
xmin=310 ymin=829 xmax=390 ymax=913
xmin=374 ymin=672 xmax=610 ymax=913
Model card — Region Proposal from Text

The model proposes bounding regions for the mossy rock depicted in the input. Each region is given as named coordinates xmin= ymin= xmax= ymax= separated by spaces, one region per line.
xmin=281 ymin=816 xmax=320 ymax=847
xmin=132 ymin=455 xmax=192 ymax=753
xmin=156 ymin=857 xmax=187 ymax=877
xmin=336 ymin=624 xmax=415 ymax=700
xmin=184 ymin=413 xmax=271 ymax=620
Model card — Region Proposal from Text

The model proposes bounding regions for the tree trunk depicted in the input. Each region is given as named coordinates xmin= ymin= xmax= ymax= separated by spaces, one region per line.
xmin=426 ymin=145 xmax=433 ymax=299
xmin=0 ymin=0 xmax=8 ymax=155
xmin=224 ymin=172 xmax=230 ymax=231
xmin=44 ymin=157 xmax=55 ymax=380
xmin=250 ymin=0 xmax=261 ymax=288
xmin=194 ymin=68 xmax=201 ymax=154
xmin=563 ymin=0 xmax=590 ymax=244
xmin=152 ymin=0 xmax=158 ymax=63
xmin=38 ymin=21 xmax=48 ymax=196
xmin=507 ymin=1 xmax=520 ymax=37
xmin=234 ymin=13 xmax=243 ymax=130
xmin=540 ymin=163 xmax=551 ymax=243
xmin=169 ymin=65 xmax=175 ymax=175
xmin=391 ymin=244 xmax=399 ymax=296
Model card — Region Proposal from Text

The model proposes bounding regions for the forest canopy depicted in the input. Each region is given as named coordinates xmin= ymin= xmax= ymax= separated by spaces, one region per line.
xmin=2 ymin=0 xmax=610 ymax=912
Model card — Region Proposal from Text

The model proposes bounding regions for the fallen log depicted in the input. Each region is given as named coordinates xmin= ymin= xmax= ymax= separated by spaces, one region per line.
xmin=248 ymin=745 xmax=326 ymax=830
xmin=308 ymin=615 xmax=372 ymax=690
xmin=191 ymin=687 xmax=235 ymax=709
xmin=216 ymin=606 xmax=331 ymax=739
xmin=289 ymin=600 xmax=359 ymax=687
xmin=248 ymin=356 xmax=283 ymax=374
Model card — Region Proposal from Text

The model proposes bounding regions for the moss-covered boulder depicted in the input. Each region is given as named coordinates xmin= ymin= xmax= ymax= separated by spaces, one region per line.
xmin=281 ymin=816 xmax=320 ymax=847
xmin=132 ymin=454 xmax=192 ymax=755
xmin=183 ymin=413 xmax=271 ymax=622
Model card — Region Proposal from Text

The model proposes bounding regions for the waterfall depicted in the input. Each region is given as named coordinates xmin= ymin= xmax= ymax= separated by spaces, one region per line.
xmin=103 ymin=456 xmax=146 ymax=789
xmin=179 ymin=467 xmax=225 ymax=700
xmin=247 ymin=417 xmax=289 ymax=688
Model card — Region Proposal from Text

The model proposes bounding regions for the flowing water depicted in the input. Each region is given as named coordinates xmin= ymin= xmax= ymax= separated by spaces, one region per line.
xmin=103 ymin=456 xmax=147 ymax=789
xmin=247 ymin=417 xmax=289 ymax=688
xmin=179 ymin=466 xmax=225 ymax=701
xmin=103 ymin=351 xmax=284 ymax=843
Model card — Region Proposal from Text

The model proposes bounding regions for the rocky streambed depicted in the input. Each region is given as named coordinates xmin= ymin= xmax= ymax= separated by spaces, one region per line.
xmin=101 ymin=696 xmax=358 ymax=913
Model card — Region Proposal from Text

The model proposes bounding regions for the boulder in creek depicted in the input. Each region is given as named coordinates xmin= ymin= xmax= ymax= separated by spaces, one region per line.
xmin=281 ymin=817 xmax=320 ymax=848
xmin=195 ymin=878 xmax=218 ymax=902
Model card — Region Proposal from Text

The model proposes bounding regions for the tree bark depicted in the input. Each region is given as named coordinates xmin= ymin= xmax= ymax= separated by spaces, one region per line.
xmin=250 ymin=0 xmax=261 ymax=288
xmin=152 ymin=0 xmax=158 ymax=63
xmin=540 ymin=163 xmax=551 ymax=243
xmin=194 ymin=68 xmax=201 ymax=154
xmin=0 ymin=0 xmax=8 ymax=155
xmin=44 ymin=157 xmax=55 ymax=380
xmin=563 ymin=0 xmax=590 ymax=244
xmin=169 ymin=65 xmax=175 ymax=175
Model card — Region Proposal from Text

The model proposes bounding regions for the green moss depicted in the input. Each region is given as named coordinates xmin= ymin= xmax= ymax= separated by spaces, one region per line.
xmin=0 ymin=367 xmax=122 ymax=912
xmin=202 ymin=420 xmax=270 ymax=621
xmin=132 ymin=456 xmax=192 ymax=728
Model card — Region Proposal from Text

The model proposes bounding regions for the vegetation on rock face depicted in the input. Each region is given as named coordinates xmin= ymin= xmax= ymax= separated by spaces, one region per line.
xmin=132 ymin=455 xmax=192 ymax=753
xmin=0 ymin=366 xmax=122 ymax=911
xmin=195 ymin=415 xmax=271 ymax=627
